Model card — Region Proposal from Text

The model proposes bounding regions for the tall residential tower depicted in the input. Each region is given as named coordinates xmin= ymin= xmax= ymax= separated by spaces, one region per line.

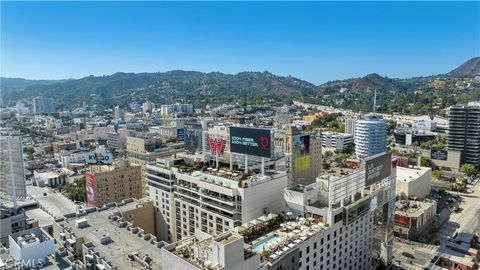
xmin=447 ymin=105 xmax=480 ymax=166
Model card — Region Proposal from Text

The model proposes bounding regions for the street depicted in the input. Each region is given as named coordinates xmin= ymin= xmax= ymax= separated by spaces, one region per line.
xmin=27 ymin=185 xmax=77 ymax=217
xmin=392 ymin=180 xmax=480 ymax=269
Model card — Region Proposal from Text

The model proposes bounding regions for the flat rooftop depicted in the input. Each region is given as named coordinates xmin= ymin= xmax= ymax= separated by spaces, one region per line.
xmin=395 ymin=199 xmax=436 ymax=217
xmin=396 ymin=166 xmax=430 ymax=183
xmin=184 ymin=167 xmax=286 ymax=190
xmin=56 ymin=200 xmax=164 ymax=269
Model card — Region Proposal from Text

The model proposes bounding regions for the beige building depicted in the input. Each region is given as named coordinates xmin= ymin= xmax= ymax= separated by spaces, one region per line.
xmin=85 ymin=159 xmax=142 ymax=207
xmin=126 ymin=135 xmax=183 ymax=196
xmin=278 ymin=126 xmax=322 ymax=186
xmin=394 ymin=199 xmax=437 ymax=241
xmin=52 ymin=198 xmax=163 ymax=269
xmin=396 ymin=166 xmax=432 ymax=199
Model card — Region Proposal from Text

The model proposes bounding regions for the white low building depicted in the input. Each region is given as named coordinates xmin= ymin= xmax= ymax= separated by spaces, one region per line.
xmin=8 ymin=227 xmax=55 ymax=268
xmin=396 ymin=166 xmax=431 ymax=199
xmin=320 ymin=131 xmax=354 ymax=150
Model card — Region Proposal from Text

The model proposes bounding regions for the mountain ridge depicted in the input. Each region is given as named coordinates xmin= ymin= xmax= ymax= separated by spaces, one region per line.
xmin=1 ymin=57 xmax=479 ymax=115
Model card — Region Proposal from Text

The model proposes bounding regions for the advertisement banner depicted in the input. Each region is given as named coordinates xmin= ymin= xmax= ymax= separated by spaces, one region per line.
xmin=86 ymin=172 xmax=96 ymax=206
xmin=176 ymin=128 xmax=185 ymax=141
xmin=343 ymin=196 xmax=372 ymax=225
xmin=85 ymin=152 xmax=113 ymax=165
xmin=230 ymin=127 xmax=272 ymax=158
xmin=294 ymin=135 xmax=310 ymax=172
xmin=365 ymin=152 xmax=392 ymax=186
xmin=431 ymin=150 xmax=448 ymax=161
xmin=208 ymin=137 xmax=226 ymax=156
xmin=394 ymin=214 xmax=409 ymax=227
xmin=184 ymin=124 xmax=203 ymax=153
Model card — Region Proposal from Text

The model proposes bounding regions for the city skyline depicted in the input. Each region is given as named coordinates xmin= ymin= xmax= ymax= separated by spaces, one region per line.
xmin=1 ymin=1 xmax=479 ymax=83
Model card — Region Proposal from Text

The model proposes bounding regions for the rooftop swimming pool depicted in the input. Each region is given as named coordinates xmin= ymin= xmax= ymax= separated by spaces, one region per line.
xmin=252 ymin=234 xmax=279 ymax=252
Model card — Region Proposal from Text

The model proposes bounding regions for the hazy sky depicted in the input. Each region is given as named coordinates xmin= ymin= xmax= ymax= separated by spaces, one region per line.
xmin=1 ymin=1 xmax=479 ymax=84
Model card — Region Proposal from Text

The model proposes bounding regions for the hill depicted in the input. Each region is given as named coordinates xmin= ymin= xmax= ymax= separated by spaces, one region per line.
xmin=2 ymin=57 xmax=480 ymax=115
xmin=2 ymin=71 xmax=316 ymax=109
xmin=0 ymin=77 xmax=69 ymax=94
xmin=448 ymin=57 xmax=480 ymax=77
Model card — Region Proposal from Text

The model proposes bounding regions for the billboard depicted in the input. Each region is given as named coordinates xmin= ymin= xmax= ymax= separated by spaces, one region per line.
xmin=208 ymin=136 xmax=226 ymax=156
xmin=394 ymin=214 xmax=409 ymax=227
xmin=176 ymin=128 xmax=185 ymax=141
xmin=229 ymin=127 xmax=272 ymax=158
xmin=293 ymin=135 xmax=310 ymax=172
xmin=184 ymin=124 xmax=202 ymax=153
xmin=365 ymin=152 xmax=392 ymax=186
xmin=431 ymin=150 xmax=448 ymax=161
xmin=86 ymin=172 xmax=96 ymax=206
xmin=343 ymin=196 xmax=371 ymax=225
xmin=85 ymin=152 xmax=113 ymax=165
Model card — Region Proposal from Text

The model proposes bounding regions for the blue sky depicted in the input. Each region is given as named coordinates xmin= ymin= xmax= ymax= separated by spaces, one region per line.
xmin=1 ymin=1 xmax=479 ymax=84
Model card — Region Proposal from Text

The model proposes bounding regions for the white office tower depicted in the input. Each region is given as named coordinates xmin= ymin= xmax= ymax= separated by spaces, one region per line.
xmin=147 ymin=158 xmax=287 ymax=243
xmin=0 ymin=133 xmax=27 ymax=204
xmin=281 ymin=152 xmax=397 ymax=269
xmin=355 ymin=114 xmax=387 ymax=159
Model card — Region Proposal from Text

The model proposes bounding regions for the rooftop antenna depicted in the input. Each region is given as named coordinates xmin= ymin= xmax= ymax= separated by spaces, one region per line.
xmin=373 ymin=89 xmax=377 ymax=115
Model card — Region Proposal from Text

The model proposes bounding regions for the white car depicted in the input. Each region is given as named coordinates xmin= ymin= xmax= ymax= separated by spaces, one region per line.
xmin=466 ymin=189 xmax=474 ymax=194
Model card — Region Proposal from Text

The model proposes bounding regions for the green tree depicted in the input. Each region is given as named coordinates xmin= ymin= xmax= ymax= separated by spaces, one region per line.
xmin=387 ymin=120 xmax=397 ymax=134
xmin=432 ymin=170 xmax=444 ymax=180
xmin=420 ymin=156 xmax=431 ymax=167
xmin=459 ymin=164 xmax=477 ymax=177
xmin=324 ymin=151 xmax=333 ymax=158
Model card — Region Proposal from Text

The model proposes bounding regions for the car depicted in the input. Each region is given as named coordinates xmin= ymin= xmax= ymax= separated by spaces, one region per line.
xmin=446 ymin=198 xmax=457 ymax=204
xmin=466 ymin=189 xmax=474 ymax=194
xmin=402 ymin=252 xmax=415 ymax=259
xmin=43 ymin=192 xmax=47 ymax=196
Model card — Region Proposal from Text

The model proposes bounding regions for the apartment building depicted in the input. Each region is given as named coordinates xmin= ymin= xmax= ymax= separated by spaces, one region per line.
xmin=126 ymin=134 xmax=184 ymax=196
xmin=85 ymin=159 xmax=142 ymax=207
xmin=146 ymin=157 xmax=288 ymax=242
xmin=448 ymin=105 xmax=480 ymax=166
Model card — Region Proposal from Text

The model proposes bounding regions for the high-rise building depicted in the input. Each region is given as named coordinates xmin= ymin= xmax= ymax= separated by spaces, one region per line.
xmin=33 ymin=97 xmax=55 ymax=114
xmin=126 ymin=134 xmax=184 ymax=196
xmin=447 ymin=105 xmax=480 ymax=166
xmin=142 ymin=101 xmax=153 ymax=114
xmin=280 ymin=126 xmax=322 ymax=186
xmin=114 ymin=105 xmax=125 ymax=121
xmin=355 ymin=114 xmax=387 ymax=159
xmin=345 ymin=117 xmax=357 ymax=137
xmin=85 ymin=159 xmax=143 ymax=207
xmin=147 ymin=157 xmax=288 ymax=242
xmin=0 ymin=133 xmax=27 ymax=202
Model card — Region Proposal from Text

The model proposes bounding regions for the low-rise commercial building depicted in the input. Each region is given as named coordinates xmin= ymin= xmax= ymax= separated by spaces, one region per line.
xmin=425 ymin=232 xmax=479 ymax=270
xmin=394 ymin=199 xmax=437 ymax=241
xmin=396 ymin=166 xmax=432 ymax=199
xmin=33 ymin=170 xmax=68 ymax=187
